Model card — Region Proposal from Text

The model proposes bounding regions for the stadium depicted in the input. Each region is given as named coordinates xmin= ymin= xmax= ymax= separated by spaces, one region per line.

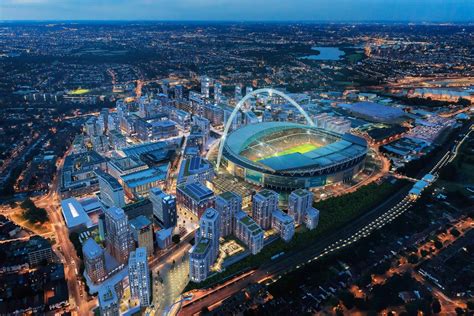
xmin=220 ymin=122 xmax=368 ymax=190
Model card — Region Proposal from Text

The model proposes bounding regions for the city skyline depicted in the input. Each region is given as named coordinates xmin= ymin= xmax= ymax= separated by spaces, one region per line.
xmin=1 ymin=0 xmax=473 ymax=22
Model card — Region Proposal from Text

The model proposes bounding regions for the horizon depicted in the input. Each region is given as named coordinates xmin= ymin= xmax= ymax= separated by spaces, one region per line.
xmin=1 ymin=0 xmax=473 ymax=23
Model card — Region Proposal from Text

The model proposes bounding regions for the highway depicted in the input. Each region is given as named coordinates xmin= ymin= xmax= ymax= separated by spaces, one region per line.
xmin=180 ymin=122 xmax=473 ymax=315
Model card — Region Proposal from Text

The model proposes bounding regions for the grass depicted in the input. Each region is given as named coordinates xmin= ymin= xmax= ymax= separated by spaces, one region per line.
xmin=69 ymin=88 xmax=90 ymax=95
xmin=258 ymin=143 xmax=319 ymax=161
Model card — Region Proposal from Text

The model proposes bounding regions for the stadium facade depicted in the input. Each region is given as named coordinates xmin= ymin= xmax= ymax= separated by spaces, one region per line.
xmin=221 ymin=122 xmax=368 ymax=190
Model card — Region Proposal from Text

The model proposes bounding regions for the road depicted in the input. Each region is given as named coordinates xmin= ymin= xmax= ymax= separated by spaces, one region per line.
xmin=34 ymin=146 xmax=97 ymax=315
xmin=180 ymin=122 xmax=473 ymax=315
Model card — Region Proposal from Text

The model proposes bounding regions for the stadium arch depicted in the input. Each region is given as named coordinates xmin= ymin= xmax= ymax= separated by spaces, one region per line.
xmin=216 ymin=88 xmax=315 ymax=171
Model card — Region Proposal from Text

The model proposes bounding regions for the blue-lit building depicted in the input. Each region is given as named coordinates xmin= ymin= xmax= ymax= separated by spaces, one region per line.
xmin=121 ymin=164 xmax=169 ymax=199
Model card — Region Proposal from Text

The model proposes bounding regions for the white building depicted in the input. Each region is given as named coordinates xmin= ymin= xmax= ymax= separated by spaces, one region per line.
xmin=234 ymin=210 xmax=264 ymax=255
xmin=197 ymin=208 xmax=220 ymax=263
xmin=96 ymin=170 xmax=126 ymax=208
xmin=128 ymin=248 xmax=151 ymax=307
xmin=215 ymin=191 xmax=242 ymax=237
xmin=271 ymin=209 xmax=295 ymax=242
xmin=252 ymin=189 xmax=279 ymax=230
xmin=288 ymin=189 xmax=312 ymax=225
xmin=305 ymin=208 xmax=320 ymax=230
xmin=189 ymin=238 xmax=212 ymax=283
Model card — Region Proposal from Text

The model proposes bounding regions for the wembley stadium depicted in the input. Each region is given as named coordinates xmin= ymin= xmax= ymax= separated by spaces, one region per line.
xmin=220 ymin=122 xmax=368 ymax=190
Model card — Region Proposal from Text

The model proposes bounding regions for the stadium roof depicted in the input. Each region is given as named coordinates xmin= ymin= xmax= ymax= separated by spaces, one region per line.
xmin=225 ymin=122 xmax=367 ymax=172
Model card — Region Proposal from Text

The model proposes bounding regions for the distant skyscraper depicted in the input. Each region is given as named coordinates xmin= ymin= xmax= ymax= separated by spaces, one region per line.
xmin=235 ymin=85 xmax=242 ymax=101
xmin=129 ymin=215 xmax=154 ymax=256
xmin=197 ymin=208 xmax=221 ymax=262
xmin=96 ymin=169 xmax=126 ymax=208
xmin=149 ymin=187 xmax=177 ymax=229
xmin=252 ymin=189 xmax=279 ymax=230
xmin=215 ymin=191 xmax=241 ymax=237
xmin=288 ymin=189 xmax=313 ymax=225
xmin=214 ymin=81 xmax=222 ymax=102
xmin=105 ymin=206 xmax=133 ymax=265
xmin=83 ymin=238 xmax=106 ymax=284
xmin=128 ymin=248 xmax=151 ymax=307
xmin=201 ymin=76 xmax=211 ymax=98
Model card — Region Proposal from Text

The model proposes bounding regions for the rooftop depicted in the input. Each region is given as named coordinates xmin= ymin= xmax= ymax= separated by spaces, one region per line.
xmin=121 ymin=164 xmax=169 ymax=188
xmin=129 ymin=215 xmax=152 ymax=230
xmin=82 ymin=238 xmax=103 ymax=259
xmin=178 ymin=182 xmax=214 ymax=201
xmin=95 ymin=169 xmax=123 ymax=191
xmin=192 ymin=238 xmax=210 ymax=255
xmin=60 ymin=197 xmax=92 ymax=229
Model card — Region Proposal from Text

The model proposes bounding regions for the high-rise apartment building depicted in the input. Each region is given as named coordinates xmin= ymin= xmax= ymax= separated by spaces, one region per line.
xmin=252 ymin=189 xmax=279 ymax=230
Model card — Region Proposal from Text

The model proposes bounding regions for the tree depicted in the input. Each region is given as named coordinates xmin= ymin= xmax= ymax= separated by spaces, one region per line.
xmin=339 ymin=290 xmax=356 ymax=309
xmin=434 ymin=240 xmax=443 ymax=250
xmin=172 ymin=234 xmax=181 ymax=244
xmin=450 ymin=228 xmax=461 ymax=238
xmin=408 ymin=253 xmax=419 ymax=264
xmin=432 ymin=299 xmax=441 ymax=314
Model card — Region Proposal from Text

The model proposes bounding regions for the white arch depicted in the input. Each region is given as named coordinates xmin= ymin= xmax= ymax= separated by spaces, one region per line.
xmin=216 ymin=88 xmax=315 ymax=171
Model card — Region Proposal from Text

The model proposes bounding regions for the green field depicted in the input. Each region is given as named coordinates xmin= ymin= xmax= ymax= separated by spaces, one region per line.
xmin=69 ymin=88 xmax=90 ymax=95
xmin=258 ymin=143 xmax=319 ymax=161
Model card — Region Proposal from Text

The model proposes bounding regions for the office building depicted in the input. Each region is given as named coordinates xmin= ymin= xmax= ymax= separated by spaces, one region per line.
xmin=98 ymin=286 xmax=120 ymax=316
xmin=149 ymin=187 xmax=177 ymax=228
xmin=176 ymin=182 xmax=215 ymax=218
xmin=234 ymin=210 xmax=264 ymax=255
xmin=129 ymin=216 xmax=154 ymax=256
xmin=96 ymin=169 xmax=126 ymax=208
xmin=215 ymin=191 xmax=241 ymax=238
xmin=177 ymin=156 xmax=214 ymax=185
xmin=105 ymin=206 xmax=133 ymax=265
xmin=83 ymin=238 xmax=106 ymax=284
xmin=121 ymin=164 xmax=168 ymax=199
xmin=271 ymin=209 xmax=295 ymax=242
xmin=156 ymin=227 xmax=173 ymax=249
xmin=252 ymin=189 xmax=279 ymax=230
xmin=128 ymin=248 xmax=151 ymax=307
xmin=197 ymin=208 xmax=220 ymax=262
xmin=189 ymin=238 xmax=212 ymax=283
xmin=288 ymin=189 xmax=313 ymax=225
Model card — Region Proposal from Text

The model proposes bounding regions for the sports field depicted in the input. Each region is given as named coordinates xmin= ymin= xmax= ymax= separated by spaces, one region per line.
xmin=69 ymin=88 xmax=90 ymax=95
xmin=259 ymin=143 xmax=319 ymax=160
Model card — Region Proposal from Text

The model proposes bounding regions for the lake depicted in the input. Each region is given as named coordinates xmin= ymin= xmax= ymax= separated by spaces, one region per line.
xmin=301 ymin=46 xmax=345 ymax=61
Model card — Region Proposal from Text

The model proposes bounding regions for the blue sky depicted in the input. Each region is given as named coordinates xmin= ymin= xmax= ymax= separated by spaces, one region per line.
xmin=1 ymin=0 xmax=473 ymax=22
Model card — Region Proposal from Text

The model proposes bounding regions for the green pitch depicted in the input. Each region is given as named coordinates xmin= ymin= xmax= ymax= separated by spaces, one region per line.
xmin=258 ymin=143 xmax=319 ymax=160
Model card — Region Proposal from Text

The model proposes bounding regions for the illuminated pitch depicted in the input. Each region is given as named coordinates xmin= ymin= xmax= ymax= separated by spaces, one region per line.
xmin=257 ymin=143 xmax=320 ymax=161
